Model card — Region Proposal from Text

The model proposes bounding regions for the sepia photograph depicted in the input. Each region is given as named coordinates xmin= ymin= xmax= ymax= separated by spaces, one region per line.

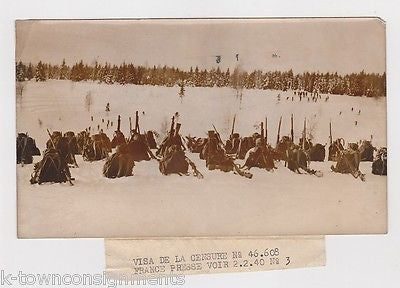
xmin=15 ymin=18 xmax=387 ymax=238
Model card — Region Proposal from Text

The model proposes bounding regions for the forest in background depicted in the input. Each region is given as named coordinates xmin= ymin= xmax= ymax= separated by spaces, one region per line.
xmin=15 ymin=60 xmax=386 ymax=97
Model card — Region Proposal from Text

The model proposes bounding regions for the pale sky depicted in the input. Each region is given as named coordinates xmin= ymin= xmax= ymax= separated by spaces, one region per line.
xmin=16 ymin=18 xmax=385 ymax=74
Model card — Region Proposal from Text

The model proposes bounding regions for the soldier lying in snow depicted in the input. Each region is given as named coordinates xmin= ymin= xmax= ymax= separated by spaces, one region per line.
xmin=372 ymin=148 xmax=387 ymax=176
xmin=111 ymin=130 xmax=126 ymax=149
xmin=64 ymin=131 xmax=79 ymax=155
xmin=300 ymin=138 xmax=326 ymax=162
xmin=225 ymin=133 xmax=240 ymax=155
xmin=285 ymin=144 xmax=322 ymax=176
xmin=16 ymin=133 xmax=41 ymax=165
xmin=236 ymin=133 xmax=259 ymax=160
xmin=82 ymin=132 xmax=112 ymax=161
xmin=77 ymin=130 xmax=90 ymax=154
xmin=331 ymin=143 xmax=365 ymax=181
xmin=103 ymin=144 xmax=135 ymax=178
xmin=359 ymin=140 xmax=375 ymax=162
xmin=275 ymin=136 xmax=293 ymax=161
xmin=159 ymin=144 xmax=203 ymax=178
xmin=328 ymin=138 xmax=345 ymax=161
xmin=157 ymin=123 xmax=185 ymax=158
xmin=127 ymin=133 xmax=157 ymax=162
xmin=157 ymin=122 xmax=202 ymax=178
xmin=202 ymin=130 xmax=252 ymax=178
xmin=242 ymin=138 xmax=276 ymax=171
xmin=186 ymin=135 xmax=208 ymax=154
xmin=46 ymin=130 xmax=78 ymax=167
xmin=30 ymin=148 xmax=73 ymax=185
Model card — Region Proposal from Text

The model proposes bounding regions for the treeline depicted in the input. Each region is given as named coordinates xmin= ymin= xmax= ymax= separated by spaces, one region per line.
xmin=16 ymin=60 xmax=386 ymax=97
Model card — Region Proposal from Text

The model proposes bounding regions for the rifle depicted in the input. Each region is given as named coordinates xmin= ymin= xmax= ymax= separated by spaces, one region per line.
xmin=231 ymin=114 xmax=236 ymax=137
xmin=129 ymin=117 xmax=132 ymax=134
xmin=302 ymin=118 xmax=306 ymax=150
xmin=291 ymin=114 xmax=294 ymax=142
xmin=117 ymin=115 xmax=121 ymax=132
xmin=276 ymin=116 xmax=282 ymax=145
xmin=212 ymin=124 xmax=224 ymax=146
xmin=46 ymin=129 xmax=56 ymax=149
xmin=265 ymin=117 xmax=268 ymax=144
xmin=260 ymin=121 xmax=264 ymax=140
xmin=185 ymin=156 xmax=204 ymax=179
xmin=329 ymin=121 xmax=333 ymax=145
xmin=135 ymin=111 xmax=140 ymax=134
xmin=169 ymin=116 xmax=175 ymax=139
xmin=46 ymin=129 xmax=73 ymax=185
xmin=175 ymin=122 xmax=181 ymax=137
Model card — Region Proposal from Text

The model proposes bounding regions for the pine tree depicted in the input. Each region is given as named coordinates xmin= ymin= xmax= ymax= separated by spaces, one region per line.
xmin=16 ymin=61 xmax=26 ymax=82
xmin=178 ymin=81 xmax=185 ymax=102
xmin=35 ymin=61 xmax=46 ymax=82
xmin=60 ymin=59 xmax=69 ymax=80
xmin=26 ymin=63 xmax=34 ymax=80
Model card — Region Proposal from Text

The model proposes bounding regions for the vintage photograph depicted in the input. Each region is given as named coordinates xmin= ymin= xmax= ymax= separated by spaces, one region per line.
xmin=16 ymin=18 xmax=387 ymax=238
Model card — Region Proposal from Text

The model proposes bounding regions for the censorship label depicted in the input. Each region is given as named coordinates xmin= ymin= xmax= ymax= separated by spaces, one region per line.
xmin=105 ymin=236 xmax=325 ymax=277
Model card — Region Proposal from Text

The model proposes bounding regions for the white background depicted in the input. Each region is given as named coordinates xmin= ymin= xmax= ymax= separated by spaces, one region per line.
xmin=0 ymin=0 xmax=399 ymax=287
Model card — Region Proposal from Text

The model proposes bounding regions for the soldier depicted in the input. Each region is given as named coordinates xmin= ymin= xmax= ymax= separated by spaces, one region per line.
xmin=285 ymin=143 xmax=321 ymax=176
xmin=46 ymin=131 xmax=70 ymax=165
xmin=127 ymin=132 xmax=157 ymax=162
xmin=16 ymin=133 xmax=41 ymax=165
xmin=158 ymin=122 xmax=202 ymax=178
xmin=359 ymin=140 xmax=375 ymax=161
xmin=157 ymin=122 xmax=185 ymax=157
xmin=83 ymin=133 xmax=110 ymax=161
xmin=372 ymin=148 xmax=387 ymax=176
xmin=159 ymin=143 xmax=203 ymax=178
xmin=31 ymin=131 xmax=73 ymax=185
xmin=103 ymin=143 xmax=134 ymax=178
xmin=63 ymin=131 xmax=79 ymax=167
xmin=30 ymin=147 xmax=73 ymax=185
xmin=242 ymin=138 xmax=276 ymax=171
xmin=202 ymin=130 xmax=252 ymax=178
xmin=331 ymin=143 xmax=365 ymax=181
xmin=225 ymin=133 xmax=240 ymax=155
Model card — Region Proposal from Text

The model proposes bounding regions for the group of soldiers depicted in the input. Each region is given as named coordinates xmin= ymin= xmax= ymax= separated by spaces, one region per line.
xmin=278 ymin=90 xmax=327 ymax=103
xmin=17 ymin=112 xmax=387 ymax=185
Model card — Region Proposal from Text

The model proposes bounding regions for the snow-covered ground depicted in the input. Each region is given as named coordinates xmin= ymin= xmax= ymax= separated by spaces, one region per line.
xmin=16 ymin=80 xmax=387 ymax=238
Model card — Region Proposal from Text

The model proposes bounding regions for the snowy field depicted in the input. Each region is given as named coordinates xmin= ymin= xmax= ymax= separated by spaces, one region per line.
xmin=16 ymin=80 xmax=387 ymax=238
